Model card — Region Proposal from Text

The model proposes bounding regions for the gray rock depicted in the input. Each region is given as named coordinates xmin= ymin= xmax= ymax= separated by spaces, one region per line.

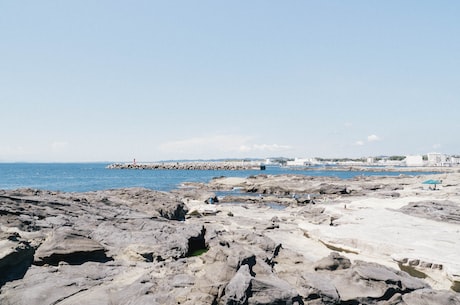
xmin=319 ymin=184 xmax=351 ymax=195
xmin=223 ymin=264 xmax=303 ymax=305
xmin=0 ymin=232 xmax=35 ymax=287
xmin=249 ymin=275 xmax=303 ymax=305
xmin=332 ymin=261 xmax=429 ymax=303
xmin=297 ymin=272 xmax=340 ymax=304
xmin=33 ymin=228 xmax=111 ymax=266
xmin=93 ymin=188 xmax=189 ymax=221
xmin=313 ymin=252 xmax=351 ymax=271
xmin=399 ymin=200 xmax=460 ymax=224
xmin=402 ymin=288 xmax=460 ymax=305
xmin=223 ymin=264 xmax=253 ymax=304
xmin=1 ymin=182 xmax=457 ymax=305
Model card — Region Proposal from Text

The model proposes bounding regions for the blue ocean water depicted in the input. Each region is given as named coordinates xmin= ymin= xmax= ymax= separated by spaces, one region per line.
xmin=0 ymin=163 xmax=435 ymax=193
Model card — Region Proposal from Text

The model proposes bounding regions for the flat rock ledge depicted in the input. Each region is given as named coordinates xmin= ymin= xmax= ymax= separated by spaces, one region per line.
xmin=1 ymin=173 xmax=460 ymax=305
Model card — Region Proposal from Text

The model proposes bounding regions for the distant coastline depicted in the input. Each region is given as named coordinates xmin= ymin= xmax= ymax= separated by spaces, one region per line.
xmin=106 ymin=161 xmax=455 ymax=173
xmin=293 ymin=165 xmax=455 ymax=173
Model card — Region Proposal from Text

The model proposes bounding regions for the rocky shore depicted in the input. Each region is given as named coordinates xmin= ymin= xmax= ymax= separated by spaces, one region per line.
xmin=1 ymin=173 xmax=460 ymax=304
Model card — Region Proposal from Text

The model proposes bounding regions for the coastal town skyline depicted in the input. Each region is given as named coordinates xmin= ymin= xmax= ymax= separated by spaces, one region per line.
xmin=1 ymin=1 xmax=459 ymax=162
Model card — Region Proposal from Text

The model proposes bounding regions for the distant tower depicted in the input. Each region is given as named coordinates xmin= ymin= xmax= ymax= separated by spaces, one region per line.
xmin=133 ymin=158 xmax=136 ymax=165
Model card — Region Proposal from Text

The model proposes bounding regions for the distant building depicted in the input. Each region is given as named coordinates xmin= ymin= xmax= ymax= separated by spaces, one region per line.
xmin=450 ymin=156 xmax=460 ymax=166
xmin=264 ymin=158 xmax=273 ymax=165
xmin=427 ymin=153 xmax=448 ymax=166
xmin=286 ymin=158 xmax=315 ymax=166
xmin=404 ymin=155 xmax=424 ymax=167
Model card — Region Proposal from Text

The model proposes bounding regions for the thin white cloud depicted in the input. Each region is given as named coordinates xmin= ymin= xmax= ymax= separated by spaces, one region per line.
xmin=159 ymin=135 xmax=250 ymax=153
xmin=354 ymin=134 xmax=381 ymax=147
xmin=239 ymin=143 xmax=292 ymax=152
xmin=159 ymin=135 xmax=292 ymax=157
xmin=367 ymin=134 xmax=380 ymax=142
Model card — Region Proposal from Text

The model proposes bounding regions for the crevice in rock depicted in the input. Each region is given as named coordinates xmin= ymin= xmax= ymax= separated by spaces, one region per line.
xmin=49 ymin=288 xmax=89 ymax=305
xmin=238 ymin=255 xmax=257 ymax=277
xmin=340 ymin=300 xmax=360 ymax=305
xmin=292 ymin=295 xmax=305 ymax=305
xmin=0 ymin=246 xmax=35 ymax=288
xmin=141 ymin=252 xmax=154 ymax=262
xmin=0 ymin=249 xmax=35 ymax=288
xmin=33 ymin=250 xmax=113 ymax=266
xmin=266 ymin=243 xmax=282 ymax=269
xmin=185 ymin=226 xmax=208 ymax=257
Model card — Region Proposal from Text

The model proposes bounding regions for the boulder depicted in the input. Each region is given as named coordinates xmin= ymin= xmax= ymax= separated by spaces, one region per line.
xmin=248 ymin=275 xmax=303 ymax=305
xmin=402 ymin=288 xmax=460 ymax=305
xmin=223 ymin=264 xmax=253 ymax=304
xmin=313 ymin=252 xmax=351 ymax=271
xmin=34 ymin=228 xmax=111 ymax=266
xmin=331 ymin=261 xmax=429 ymax=303
xmin=319 ymin=184 xmax=351 ymax=195
xmin=0 ymin=232 xmax=35 ymax=287
xmin=297 ymin=272 xmax=340 ymax=304
xmin=95 ymin=188 xmax=189 ymax=221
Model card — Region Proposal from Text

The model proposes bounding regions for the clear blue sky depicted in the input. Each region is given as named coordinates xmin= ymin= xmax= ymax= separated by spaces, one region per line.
xmin=1 ymin=1 xmax=459 ymax=162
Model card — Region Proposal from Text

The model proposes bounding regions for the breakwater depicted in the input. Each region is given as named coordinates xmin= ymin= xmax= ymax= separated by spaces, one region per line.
xmin=107 ymin=161 xmax=266 ymax=170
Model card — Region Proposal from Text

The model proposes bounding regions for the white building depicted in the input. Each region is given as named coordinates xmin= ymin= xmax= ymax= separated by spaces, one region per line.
xmin=427 ymin=153 xmax=448 ymax=166
xmin=286 ymin=158 xmax=315 ymax=166
xmin=449 ymin=156 xmax=460 ymax=166
xmin=404 ymin=155 xmax=424 ymax=167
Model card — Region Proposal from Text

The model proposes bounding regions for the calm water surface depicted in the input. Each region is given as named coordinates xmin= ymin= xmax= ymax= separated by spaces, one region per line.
xmin=0 ymin=163 xmax=435 ymax=192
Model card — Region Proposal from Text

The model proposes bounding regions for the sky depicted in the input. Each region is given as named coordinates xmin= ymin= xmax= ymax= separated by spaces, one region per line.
xmin=1 ymin=1 xmax=459 ymax=162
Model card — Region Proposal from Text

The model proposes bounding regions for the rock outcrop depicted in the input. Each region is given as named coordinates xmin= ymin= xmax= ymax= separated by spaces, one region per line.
xmin=1 ymin=174 xmax=460 ymax=304
xmin=399 ymin=200 xmax=460 ymax=224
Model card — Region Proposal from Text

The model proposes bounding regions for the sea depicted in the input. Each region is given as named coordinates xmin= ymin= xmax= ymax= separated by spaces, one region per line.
xmin=0 ymin=163 xmax=438 ymax=193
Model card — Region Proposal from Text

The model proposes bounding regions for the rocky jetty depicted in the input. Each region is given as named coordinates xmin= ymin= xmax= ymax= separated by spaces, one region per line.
xmin=107 ymin=161 xmax=265 ymax=170
xmin=1 ymin=173 xmax=460 ymax=304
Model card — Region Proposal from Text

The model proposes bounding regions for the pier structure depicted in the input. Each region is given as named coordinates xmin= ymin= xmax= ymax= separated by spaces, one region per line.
xmin=107 ymin=161 xmax=266 ymax=170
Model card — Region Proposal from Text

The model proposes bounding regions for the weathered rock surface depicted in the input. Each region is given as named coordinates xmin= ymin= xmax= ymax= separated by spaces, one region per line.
xmin=402 ymin=288 xmax=460 ymax=304
xmin=1 ymin=173 xmax=460 ymax=304
xmin=399 ymin=200 xmax=460 ymax=224
xmin=0 ymin=232 xmax=34 ymax=287
xmin=33 ymin=228 xmax=111 ymax=266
